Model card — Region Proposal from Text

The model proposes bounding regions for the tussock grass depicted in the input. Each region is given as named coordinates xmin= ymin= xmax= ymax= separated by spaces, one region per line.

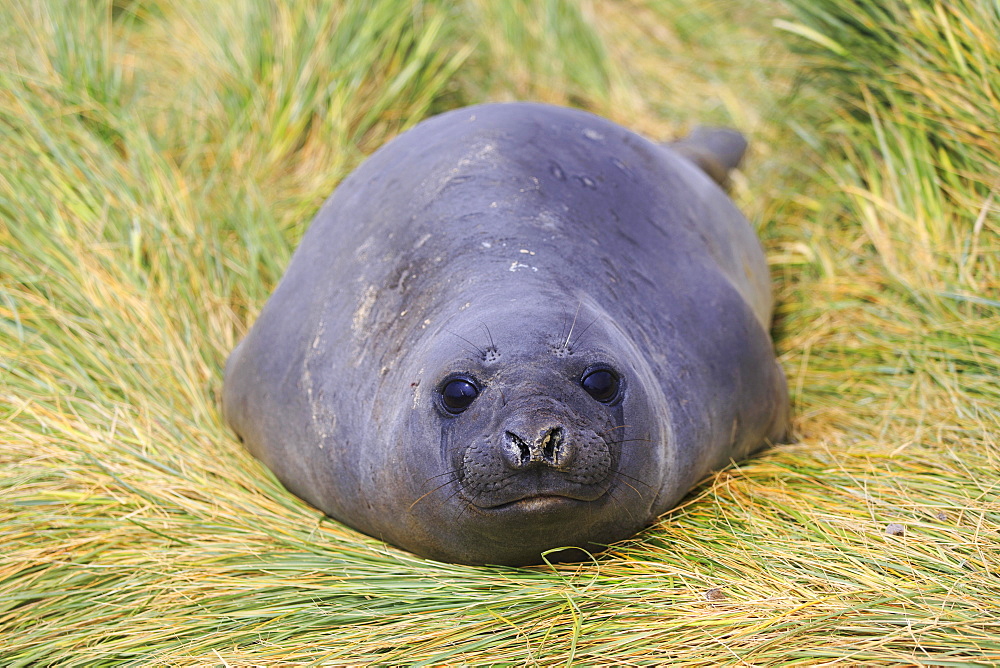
xmin=2 ymin=0 xmax=997 ymax=664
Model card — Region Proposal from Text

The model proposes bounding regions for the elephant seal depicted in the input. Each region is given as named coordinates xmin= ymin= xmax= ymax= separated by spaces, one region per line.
xmin=223 ymin=102 xmax=788 ymax=566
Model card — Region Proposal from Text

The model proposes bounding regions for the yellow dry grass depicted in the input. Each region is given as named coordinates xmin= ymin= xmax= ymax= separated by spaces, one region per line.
xmin=2 ymin=0 xmax=997 ymax=664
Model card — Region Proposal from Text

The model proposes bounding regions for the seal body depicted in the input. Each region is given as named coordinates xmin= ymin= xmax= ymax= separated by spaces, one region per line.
xmin=223 ymin=103 xmax=788 ymax=566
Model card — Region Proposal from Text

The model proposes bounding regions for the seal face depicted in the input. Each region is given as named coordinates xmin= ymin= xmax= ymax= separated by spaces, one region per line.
xmin=223 ymin=102 xmax=789 ymax=566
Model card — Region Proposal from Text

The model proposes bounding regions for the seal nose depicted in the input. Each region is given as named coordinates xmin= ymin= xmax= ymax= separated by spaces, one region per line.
xmin=502 ymin=427 xmax=567 ymax=469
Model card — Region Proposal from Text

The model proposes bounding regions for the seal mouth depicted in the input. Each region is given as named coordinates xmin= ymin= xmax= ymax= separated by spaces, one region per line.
xmin=483 ymin=494 xmax=587 ymax=513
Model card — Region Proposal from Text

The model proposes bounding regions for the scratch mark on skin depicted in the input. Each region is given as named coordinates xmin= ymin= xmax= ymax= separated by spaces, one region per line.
xmin=304 ymin=316 xmax=335 ymax=446
xmin=353 ymin=285 xmax=378 ymax=336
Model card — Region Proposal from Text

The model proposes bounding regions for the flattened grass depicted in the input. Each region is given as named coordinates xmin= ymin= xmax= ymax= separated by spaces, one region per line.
xmin=2 ymin=0 xmax=998 ymax=664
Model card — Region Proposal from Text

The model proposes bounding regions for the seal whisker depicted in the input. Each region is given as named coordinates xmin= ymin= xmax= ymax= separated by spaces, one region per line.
xmin=612 ymin=469 xmax=654 ymax=492
xmin=599 ymin=424 xmax=643 ymax=440
xmin=410 ymin=472 xmax=460 ymax=510
xmin=428 ymin=480 xmax=475 ymax=515
xmin=601 ymin=424 xmax=653 ymax=446
xmin=563 ymin=300 xmax=583 ymax=348
xmin=616 ymin=477 xmax=645 ymax=500
xmin=454 ymin=488 xmax=482 ymax=522
xmin=601 ymin=425 xmax=654 ymax=446
xmin=569 ymin=316 xmax=600 ymax=348
xmin=446 ymin=329 xmax=485 ymax=357
xmin=602 ymin=487 xmax=635 ymax=523
xmin=479 ymin=322 xmax=496 ymax=350
xmin=613 ymin=438 xmax=654 ymax=446
xmin=421 ymin=469 xmax=461 ymax=483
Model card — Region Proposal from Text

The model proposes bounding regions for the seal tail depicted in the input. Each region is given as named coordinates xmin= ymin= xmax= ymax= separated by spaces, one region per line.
xmin=666 ymin=127 xmax=748 ymax=190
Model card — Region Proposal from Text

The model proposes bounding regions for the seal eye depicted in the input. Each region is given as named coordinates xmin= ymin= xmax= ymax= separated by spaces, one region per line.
xmin=581 ymin=368 xmax=620 ymax=403
xmin=440 ymin=377 xmax=479 ymax=414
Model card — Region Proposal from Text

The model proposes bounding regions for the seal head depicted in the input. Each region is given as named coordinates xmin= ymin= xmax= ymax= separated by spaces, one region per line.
xmin=378 ymin=297 xmax=670 ymax=564
xmin=223 ymin=102 xmax=788 ymax=565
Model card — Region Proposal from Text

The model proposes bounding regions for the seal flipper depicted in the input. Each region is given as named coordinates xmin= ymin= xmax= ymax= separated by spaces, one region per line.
xmin=666 ymin=127 xmax=748 ymax=190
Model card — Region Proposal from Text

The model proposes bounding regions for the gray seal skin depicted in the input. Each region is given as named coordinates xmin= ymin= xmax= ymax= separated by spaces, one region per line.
xmin=223 ymin=102 xmax=788 ymax=566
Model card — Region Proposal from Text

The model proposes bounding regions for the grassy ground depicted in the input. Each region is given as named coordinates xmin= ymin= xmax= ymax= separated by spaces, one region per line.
xmin=2 ymin=0 xmax=997 ymax=664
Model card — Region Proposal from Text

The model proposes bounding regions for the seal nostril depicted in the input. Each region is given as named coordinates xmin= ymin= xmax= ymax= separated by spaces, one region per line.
xmin=504 ymin=428 xmax=566 ymax=468
xmin=504 ymin=431 xmax=532 ymax=467
xmin=541 ymin=427 xmax=563 ymax=463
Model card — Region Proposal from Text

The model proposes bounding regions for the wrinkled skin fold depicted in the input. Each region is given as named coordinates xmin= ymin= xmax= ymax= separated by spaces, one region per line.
xmin=223 ymin=103 xmax=789 ymax=566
